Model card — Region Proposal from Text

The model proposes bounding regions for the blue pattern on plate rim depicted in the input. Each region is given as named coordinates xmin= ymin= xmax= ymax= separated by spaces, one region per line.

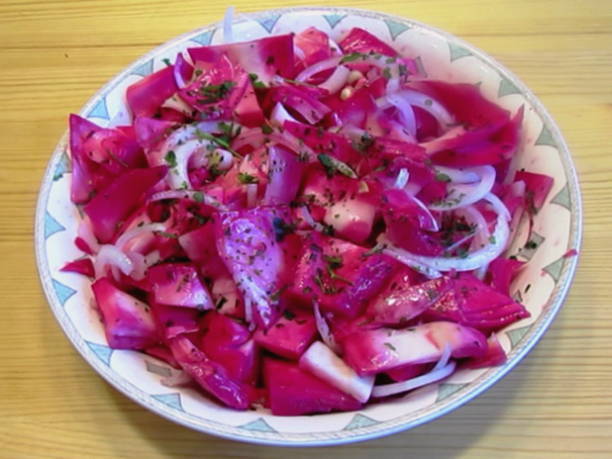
xmin=34 ymin=6 xmax=582 ymax=446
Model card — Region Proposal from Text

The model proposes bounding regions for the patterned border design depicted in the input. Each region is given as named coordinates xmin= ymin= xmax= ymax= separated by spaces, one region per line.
xmin=34 ymin=7 xmax=582 ymax=446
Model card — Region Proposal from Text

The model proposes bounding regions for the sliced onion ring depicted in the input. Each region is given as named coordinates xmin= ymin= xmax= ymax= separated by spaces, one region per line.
xmin=372 ymin=361 xmax=456 ymax=398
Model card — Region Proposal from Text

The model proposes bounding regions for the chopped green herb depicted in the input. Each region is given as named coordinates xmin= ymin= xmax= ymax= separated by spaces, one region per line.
xmin=340 ymin=52 xmax=364 ymax=63
xmin=435 ymin=172 xmax=452 ymax=183
xmin=424 ymin=98 xmax=433 ymax=107
xmin=524 ymin=240 xmax=539 ymax=250
xmin=382 ymin=67 xmax=392 ymax=80
xmin=237 ymin=172 xmax=258 ymax=185
xmin=384 ymin=342 xmax=397 ymax=352
xmin=324 ymin=255 xmax=343 ymax=270
xmin=162 ymin=58 xmax=172 ymax=67
xmin=489 ymin=235 xmax=497 ymax=244
xmin=318 ymin=153 xmax=336 ymax=178
xmin=261 ymin=124 xmax=274 ymax=135
xmin=272 ymin=217 xmax=296 ymax=242
xmin=248 ymin=73 xmax=267 ymax=89
xmin=196 ymin=81 xmax=235 ymax=105
xmin=193 ymin=191 xmax=204 ymax=203
xmin=156 ymin=231 xmax=178 ymax=239
xmin=282 ymin=309 xmax=296 ymax=320
xmin=164 ymin=150 xmax=177 ymax=167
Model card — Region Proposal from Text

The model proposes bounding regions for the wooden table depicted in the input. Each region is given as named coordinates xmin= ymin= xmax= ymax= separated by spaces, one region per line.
xmin=1 ymin=0 xmax=611 ymax=457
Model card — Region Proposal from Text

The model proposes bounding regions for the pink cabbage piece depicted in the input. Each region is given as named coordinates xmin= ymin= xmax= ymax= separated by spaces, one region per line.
xmin=126 ymin=65 xmax=178 ymax=118
xmin=283 ymin=121 xmax=361 ymax=165
xmin=69 ymin=114 xmax=140 ymax=204
xmin=289 ymin=232 xmax=395 ymax=318
xmin=514 ymin=170 xmax=554 ymax=212
xmin=295 ymin=27 xmax=333 ymax=66
xmin=385 ymin=363 xmax=431 ymax=382
xmin=263 ymin=145 xmax=305 ymax=205
xmin=267 ymin=85 xmax=330 ymax=124
xmin=133 ymin=116 xmax=177 ymax=151
xmin=254 ymin=309 xmax=317 ymax=360
xmin=147 ymin=263 xmax=214 ymax=309
xmin=339 ymin=27 xmax=398 ymax=57
xmin=487 ymin=257 xmax=525 ymax=296
xmin=264 ymin=358 xmax=362 ymax=415
xmin=341 ymin=321 xmax=487 ymax=375
xmin=150 ymin=302 xmax=200 ymax=340
xmin=188 ymin=34 xmax=295 ymax=83
xmin=61 ymin=258 xmax=94 ymax=277
xmin=368 ymin=274 xmax=448 ymax=325
xmin=215 ymin=207 xmax=285 ymax=328
xmin=178 ymin=222 xmax=231 ymax=278
xmin=201 ymin=312 xmax=258 ymax=384
xmin=168 ymin=335 xmax=254 ymax=410
xmin=83 ymin=165 xmax=168 ymax=243
xmin=422 ymin=274 xmax=530 ymax=332
xmin=410 ymin=81 xmax=524 ymax=166
xmin=91 ymin=277 xmax=158 ymax=350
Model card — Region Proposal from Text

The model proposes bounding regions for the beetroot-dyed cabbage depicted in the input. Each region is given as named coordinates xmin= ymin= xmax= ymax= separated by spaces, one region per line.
xmin=254 ymin=309 xmax=317 ymax=359
xmin=127 ymin=66 xmax=178 ymax=118
xmin=263 ymin=145 xmax=305 ymax=205
xmin=464 ymin=334 xmax=507 ymax=369
xmin=215 ymin=207 xmax=285 ymax=328
xmin=201 ymin=312 xmax=258 ymax=384
xmin=422 ymin=274 xmax=530 ymax=332
xmin=487 ymin=257 xmax=525 ymax=296
xmin=84 ymin=166 xmax=167 ymax=243
xmin=295 ymin=27 xmax=333 ymax=66
xmin=133 ymin=117 xmax=177 ymax=151
xmin=339 ymin=27 xmax=398 ymax=57
xmin=341 ymin=321 xmax=487 ymax=375
xmin=91 ymin=277 xmax=158 ymax=349
xmin=148 ymin=263 xmax=213 ymax=309
xmin=514 ymin=170 xmax=554 ymax=212
xmin=151 ymin=303 xmax=200 ymax=340
xmin=61 ymin=258 xmax=94 ymax=277
xmin=188 ymin=34 xmax=295 ymax=82
xmin=168 ymin=335 xmax=254 ymax=410
xmin=264 ymin=358 xmax=362 ymax=415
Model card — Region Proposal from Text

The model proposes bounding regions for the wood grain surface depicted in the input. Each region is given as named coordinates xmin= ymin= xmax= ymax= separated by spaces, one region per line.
xmin=1 ymin=1 xmax=611 ymax=457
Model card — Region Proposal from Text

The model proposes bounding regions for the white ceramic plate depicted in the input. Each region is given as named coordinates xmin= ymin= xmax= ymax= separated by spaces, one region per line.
xmin=35 ymin=7 xmax=582 ymax=446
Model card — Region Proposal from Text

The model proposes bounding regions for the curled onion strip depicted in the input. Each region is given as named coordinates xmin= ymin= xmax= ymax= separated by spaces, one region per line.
xmin=383 ymin=93 xmax=417 ymax=137
xmin=371 ymin=361 xmax=456 ymax=398
xmin=318 ymin=65 xmax=350 ymax=94
xmin=394 ymin=168 xmax=410 ymax=189
xmin=429 ymin=166 xmax=496 ymax=211
xmin=394 ymin=89 xmax=454 ymax=127
xmin=295 ymin=56 xmax=343 ymax=82
xmin=380 ymin=243 xmax=442 ymax=279
xmin=95 ymin=244 xmax=133 ymax=279
xmin=270 ymin=103 xmax=299 ymax=127
xmin=381 ymin=194 xmax=511 ymax=273
xmin=149 ymin=190 xmax=226 ymax=210
xmin=435 ymin=166 xmax=480 ymax=184
xmin=115 ymin=223 xmax=166 ymax=250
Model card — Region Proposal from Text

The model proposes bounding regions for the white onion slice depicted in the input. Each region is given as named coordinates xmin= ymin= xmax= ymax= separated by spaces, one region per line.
xmin=394 ymin=168 xmax=410 ymax=189
xmin=381 ymin=244 xmax=442 ymax=279
xmin=115 ymin=223 xmax=166 ymax=250
xmin=295 ymin=56 xmax=343 ymax=82
xmin=313 ymin=302 xmax=338 ymax=352
xmin=429 ymin=166 xmax=496 ymax=211
xmin=483 ymin=192 xmax=511 ymax=221
xmin=394 ymin=89 xmax=455 ymax=127
xmin=95 ymin=244 xmax=133 ymax=279
xmin=372 ymin=361 xmax=456 ymax=398
xmin=385 ymin=93 xmax=417 ymax=137
xmin=161 ymin=94 xmax=192 ymax=115
xmin=380 ymin=194 xmax=511 ymax=273
xmin=435 ymin=166 xmax=480 ymax=184
xmin=149 ymin=190 xmax=226 ymax=210
xmin=270 ymin=103 xmax=299 ymax=127
xmin=222 ymin=6 xmax=234 ymax=43
xmin=318 ymin=65 xmax=350 ymax=94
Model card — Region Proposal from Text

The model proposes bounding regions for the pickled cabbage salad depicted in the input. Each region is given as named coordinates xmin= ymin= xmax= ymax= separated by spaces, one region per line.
xmin=63 ymin=21 xmax=554 ymax=415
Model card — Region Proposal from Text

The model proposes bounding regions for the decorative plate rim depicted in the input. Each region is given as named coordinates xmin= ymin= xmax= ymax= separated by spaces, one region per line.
xmin=34 ymin=6 xmax=582 ymax=446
